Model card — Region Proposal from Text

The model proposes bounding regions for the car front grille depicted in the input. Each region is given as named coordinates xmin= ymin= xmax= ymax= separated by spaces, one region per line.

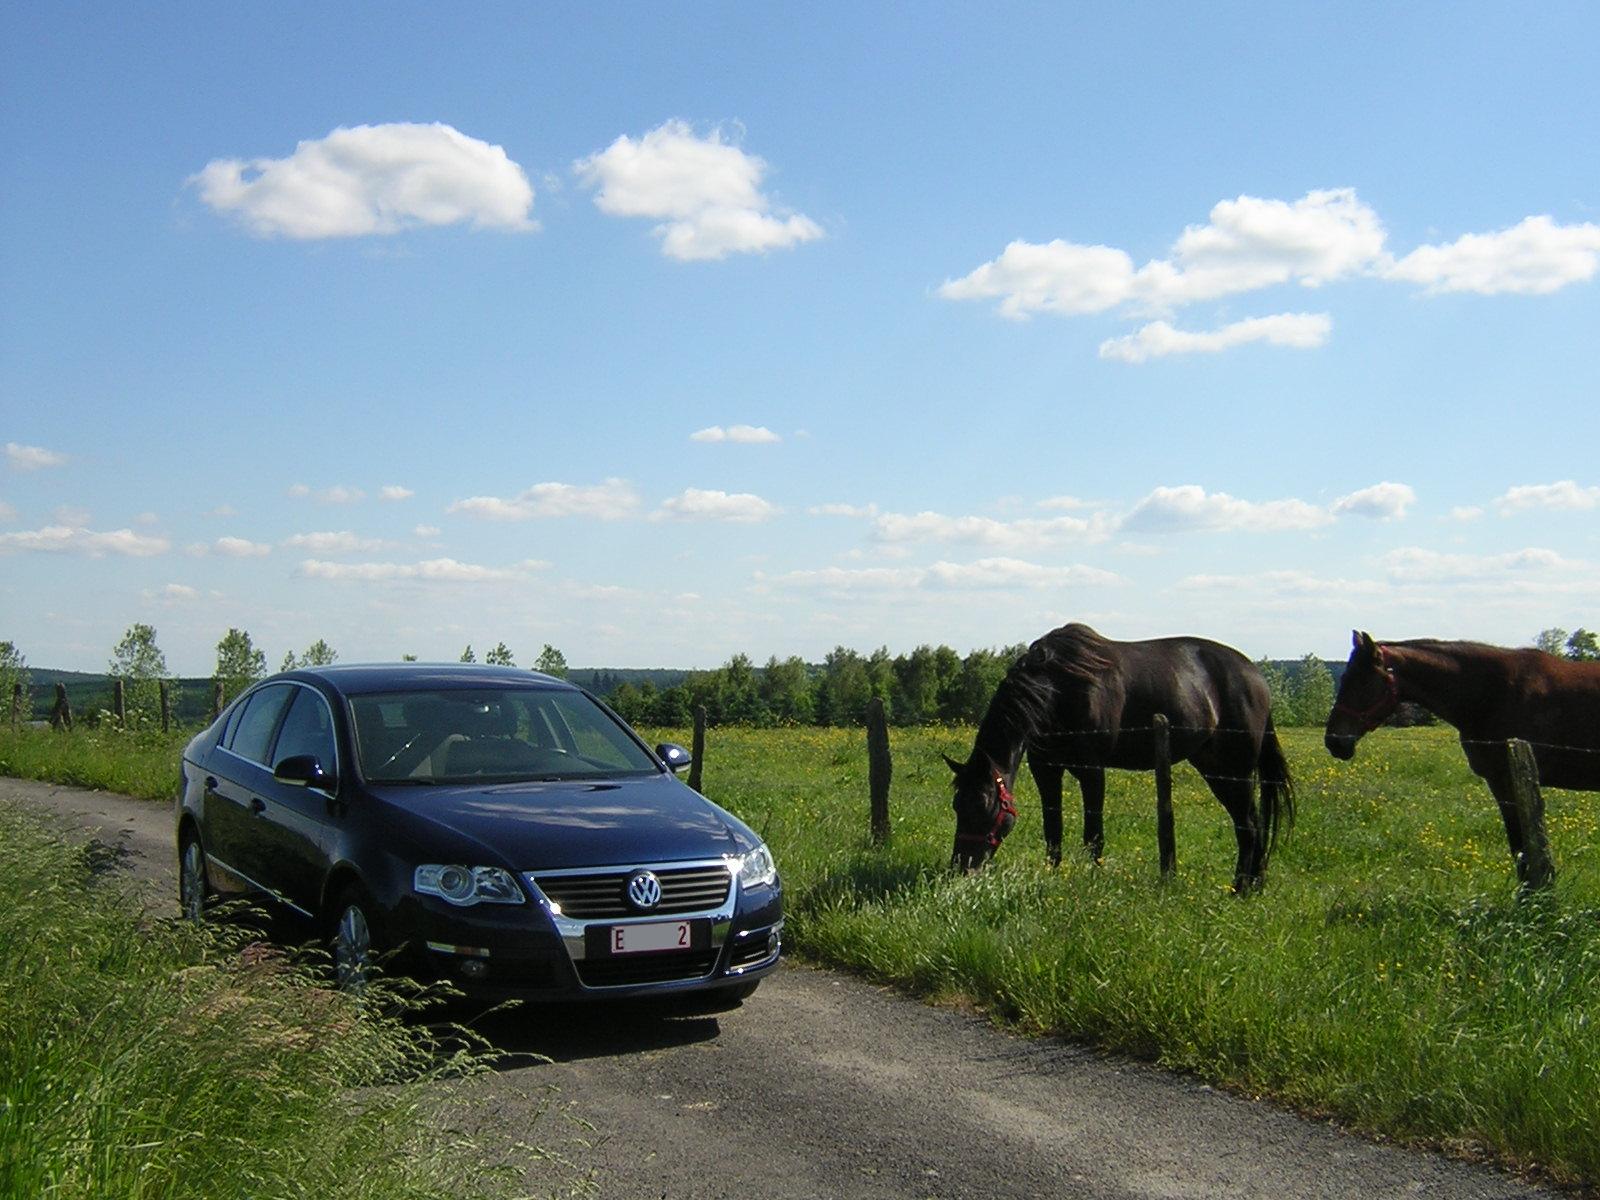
xmin=531 ymin=863 xmax=732 ymax=918
xmin=575 ymin=950 xmax=720 ymax=987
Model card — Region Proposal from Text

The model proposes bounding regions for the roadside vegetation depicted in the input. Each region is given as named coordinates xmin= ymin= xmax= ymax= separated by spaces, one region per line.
xmin=3 ymin=714 xmax=1597 ymax=1186
xmin=0 ymin=801 xmax=559 ymax=1200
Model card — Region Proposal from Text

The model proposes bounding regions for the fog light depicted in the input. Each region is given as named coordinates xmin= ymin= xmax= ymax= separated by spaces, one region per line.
xmin=460 ymin=959 xmax=488 ymax=981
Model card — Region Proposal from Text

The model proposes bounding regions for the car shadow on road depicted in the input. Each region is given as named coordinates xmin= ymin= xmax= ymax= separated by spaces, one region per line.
xmin=445 ymin=995 xmax=732 ymax=1068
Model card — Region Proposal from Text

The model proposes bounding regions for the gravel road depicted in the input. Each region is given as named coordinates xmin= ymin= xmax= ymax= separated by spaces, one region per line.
xmin=4 ymin=775 xmax=1564 ymax=1200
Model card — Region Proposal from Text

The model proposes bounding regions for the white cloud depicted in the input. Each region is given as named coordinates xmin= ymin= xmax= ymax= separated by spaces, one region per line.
xmin=191 ymin=122 xmax=535 ymax=239
xmin=871 ymin=509 xmax=1110 ymax=550
xmin=0 ymin=525 xmax=169 ymax=557
xmin=1177 ymin=569 xmax=1373 ymax=596
xmin=53 ymin=506 xmax=92 ymax=526
xmin=161 ymin=583 xmax=199 ymax=601
xmin=1331 ymin=481 xmax=1416 ymax=521
xmin=205 ymin=504 xmax=238 ymax=518
xmin=574 ymin=120 xmax=822 ymax=261
xmin=690 ymin=424 xmax=781 ymax=444
xmin=297 ymin=557 xmax=528 ymax=582
xmin=282 ymin=531 xmax=386 ymax=555
xmin=413 ymin=523 xmax=441 ymax=538
xmin=941 ymin=188 xmax=1386 ymax=320
xmin=287 ymin=484 xmax=311 ymax=498
xmin=379 ymin=485 xmax=414 ymax=501
xmin=214 ymin=536 xmax=272 ymax=558
xmin=448 ymin=478 xmax=640 ymax=521
xmin=1381 ymin=546 xmax=1582 ymax=583
xmin=766 ymin=557 xmax=1121 ymax=593
xmin=1120 ymin=485 xmax=1332 ymax=534
xmin=1387 ymin=216 xmax=1600 ymax=295
xmin=1099 ymin=312 xmax=1330 ymax=362
xmin=809 ymin=502 xmax=880 ymax=518
xmin=1450 ymin=506 xmax=1485 ymax=521
xmin=1494 ymin=480 xmax=1600 ymax=514
xmin=6 ymin=442 xmax=67 ymax=470
xmin=653 ymin=488 xmax=778 ymax=523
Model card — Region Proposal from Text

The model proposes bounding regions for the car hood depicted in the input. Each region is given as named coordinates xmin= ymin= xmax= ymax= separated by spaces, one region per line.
xmin=365 ymin=772 xmax=756 ymax=871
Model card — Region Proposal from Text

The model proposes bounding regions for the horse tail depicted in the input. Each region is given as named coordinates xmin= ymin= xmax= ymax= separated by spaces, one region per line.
xmin=1257 ymin=717 xmax=1296 ymax=858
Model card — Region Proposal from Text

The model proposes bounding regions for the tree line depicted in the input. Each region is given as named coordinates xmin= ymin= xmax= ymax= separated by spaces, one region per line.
xmin=5 ymin=623 xmax=1597 ymax=731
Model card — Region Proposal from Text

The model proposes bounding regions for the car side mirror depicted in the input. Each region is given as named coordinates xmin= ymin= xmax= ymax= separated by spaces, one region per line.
xmin=273 ymin=754 xmax=336 ymax=791
xmin=656 ymin=742 xmax=692 ymax=774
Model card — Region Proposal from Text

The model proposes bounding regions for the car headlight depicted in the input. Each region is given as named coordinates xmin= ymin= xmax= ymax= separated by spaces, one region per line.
xmin=414 ymin=864 xmax=526 ymax=907
xmin=735 ymin=843 xmax=778 ymax=889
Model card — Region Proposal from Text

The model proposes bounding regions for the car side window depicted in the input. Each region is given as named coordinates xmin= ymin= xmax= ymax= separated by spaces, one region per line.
xmin=271 ymin=687 xmax=337 ymax=774
xmin=228 ymin=684 xmax=294 ymax=766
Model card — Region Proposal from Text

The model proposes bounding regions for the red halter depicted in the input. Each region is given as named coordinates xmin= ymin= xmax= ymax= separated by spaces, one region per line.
xmin=955 ymin=769 xmax=1017 ymax=850
xmin=1332 ymin=645 xmax=1400 ymax=733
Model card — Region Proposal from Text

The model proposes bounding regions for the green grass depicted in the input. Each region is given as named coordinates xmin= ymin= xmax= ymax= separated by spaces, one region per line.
xmin=675 ymin=723 xmax=1600 ymax=1186
xmin=0 ymin=799 xmax=571 ymax=1200
xmin=3 ymin=721 xmax=1597 ymax=1184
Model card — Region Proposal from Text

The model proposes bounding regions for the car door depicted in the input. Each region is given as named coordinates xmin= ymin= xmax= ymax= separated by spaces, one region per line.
xmin=205 ymin=683 xmax=295 ymax=895
xmin=254 ymin=684 xmax=341 ymax=915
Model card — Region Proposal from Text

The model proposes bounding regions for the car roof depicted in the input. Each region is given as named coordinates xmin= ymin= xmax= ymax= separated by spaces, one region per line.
xmin=280 ymin=662 xmax=578 ymax=695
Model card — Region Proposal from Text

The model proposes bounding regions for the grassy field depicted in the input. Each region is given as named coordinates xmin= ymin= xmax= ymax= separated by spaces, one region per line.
xmin=2 ymin=721 xmax=1596 ymax=1185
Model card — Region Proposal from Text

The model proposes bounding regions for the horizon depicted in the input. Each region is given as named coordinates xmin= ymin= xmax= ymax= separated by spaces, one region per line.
xmin=4 ymin=4 xmax=1598 ymax=676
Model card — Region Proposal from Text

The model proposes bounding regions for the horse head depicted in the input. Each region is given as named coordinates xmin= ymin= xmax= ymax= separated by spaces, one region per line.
xmin=1325 ymin=630 xmax=1399 ymax=760
xmin=944 ymin=751 xmax=1016 ymax=872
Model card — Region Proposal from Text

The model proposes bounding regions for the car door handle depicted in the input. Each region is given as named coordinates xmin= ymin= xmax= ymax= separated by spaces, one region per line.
xmin=205 ymin=776 xmax=219 ymax=791
xmin=250 ymin=797 xmax=267 ymax=816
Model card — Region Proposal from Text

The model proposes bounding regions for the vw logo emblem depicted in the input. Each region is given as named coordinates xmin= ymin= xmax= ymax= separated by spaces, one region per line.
xmin=626 ymin=870 xmax=663 ymax=911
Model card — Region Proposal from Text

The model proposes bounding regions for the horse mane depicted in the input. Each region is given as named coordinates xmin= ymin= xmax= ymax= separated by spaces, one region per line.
xmin=977 ymin=624 xmax=1111 ymax=751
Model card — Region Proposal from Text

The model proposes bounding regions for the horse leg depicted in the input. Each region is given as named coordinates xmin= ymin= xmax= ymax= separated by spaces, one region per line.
xmin=1467 ymin=746 xmax=1529 ymax=884
xmin=1202 ymin=771 xmax=1263 ymax=893
xmin=1028 ymin=754 xmax=1065 ymax=867
xmin=1071 ymin=766 xmax=1105 ymax=862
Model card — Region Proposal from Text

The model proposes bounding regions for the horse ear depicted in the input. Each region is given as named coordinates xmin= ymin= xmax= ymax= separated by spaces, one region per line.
xmin=942 ymin=753 xmax=964 ymax=775
xmin=1359 ymin=631 xmax=1377 ymax=653
xmin=1350 ymin=629 xmax=1362 ymax=651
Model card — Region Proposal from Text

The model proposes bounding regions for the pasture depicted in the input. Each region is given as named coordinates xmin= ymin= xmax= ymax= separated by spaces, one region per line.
xmin=2 ymin=721 xmax=1596 ymax=1184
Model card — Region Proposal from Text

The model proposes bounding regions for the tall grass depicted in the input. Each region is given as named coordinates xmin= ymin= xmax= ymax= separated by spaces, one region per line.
xmin=0 ymin=801 xmax=555 ymax=1200
xmin=4 ymin=722 xmax=1597 ymax=1183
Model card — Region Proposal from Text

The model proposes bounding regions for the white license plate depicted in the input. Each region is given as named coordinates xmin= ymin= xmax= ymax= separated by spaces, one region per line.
xmin=610 ymin=921 xmax=693 ymax=955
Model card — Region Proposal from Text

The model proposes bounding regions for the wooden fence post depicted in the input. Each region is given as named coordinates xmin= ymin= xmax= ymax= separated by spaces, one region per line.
xmin=159 ymin=680 xmax=171 ymax=733
xmin=687 ymin=705 xmax=706 ymax=793
xmin=1153 ymin=713 xmax=1175 ymax=876
xmin=212 ymin=681 xmax=224 ymax=723
xmin=113 ymin=678 xmax=126 ymax=726
xmin=50 ymin=682 xmax=72 ymax=731
xmin=866 ymin=696 xmax=892 ymax=846
xmin=9 ymin=682 xmax=19 ymax=731
xmin=1506 ymin=738 xmax=1554 ymax=891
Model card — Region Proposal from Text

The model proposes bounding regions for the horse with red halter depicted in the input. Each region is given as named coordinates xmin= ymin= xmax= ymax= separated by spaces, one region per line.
xmin=945 ymin=623 xmax=1294 ymax=892
xmin=1326 ymin=631 xmax=1600 ymax=885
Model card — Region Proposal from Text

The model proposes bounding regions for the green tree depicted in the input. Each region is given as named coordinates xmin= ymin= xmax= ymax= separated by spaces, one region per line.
xmin=1255 ymin=657 xmax=1295 ymax=728
xmin=1290 ymin=653 xmax=1335 ymax=727
xmin=108 ymin=623 xmax=170 ymax=723
xmin=459 ymin=644 xmax=477 ymax=663
xmin=534 ymin=644 xmax=568 ymax=678
xmin=815 ymin=646 xmax=872 ymax=725
xmin=484 ymin=642 xmax=515 ymax=666
xmin=0 ymin=641 xmax=31 ymax=724
xmin=1565 ymin=628 xmax=1600 ymax=661
xmin=301 ymin=639 xmax=338 ymax=666
xmin=280 ymin=651 xmax=296 ymax=673
xmin=213 ymin=628 xmax=266 ymax=704
xmin=760 ymin=655 xmax=815 ymax=724
xmin=1535 ymin=627 xmax=1569 ymax=656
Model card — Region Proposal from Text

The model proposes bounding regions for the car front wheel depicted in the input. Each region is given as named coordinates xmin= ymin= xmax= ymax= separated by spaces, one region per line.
xmin=178 ymin=831 xmax=210 ymax=923
xmin=329 ymin=885 xmax=382 ymax=993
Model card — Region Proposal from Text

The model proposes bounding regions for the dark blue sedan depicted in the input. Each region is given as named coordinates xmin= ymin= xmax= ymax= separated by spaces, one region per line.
xmin=176 ymin=663 xmax=782 ymax=1003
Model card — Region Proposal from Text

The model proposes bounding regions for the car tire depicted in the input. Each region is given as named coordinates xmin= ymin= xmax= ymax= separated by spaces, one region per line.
xmin=329 ymin=884 xmax=383 ymax=993
xmin=178 ymin=829 xmax=211 ymax=923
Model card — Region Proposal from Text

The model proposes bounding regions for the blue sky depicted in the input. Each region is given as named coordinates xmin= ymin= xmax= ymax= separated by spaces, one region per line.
xmin=3 ymin=3 xmax=1598 ymax=675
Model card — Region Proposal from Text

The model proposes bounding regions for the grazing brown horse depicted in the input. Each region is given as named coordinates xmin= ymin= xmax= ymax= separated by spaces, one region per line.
xmin=1326 ymin=631 xmax=1600 ymax=884
xmin=946 ymin=623 xmax=1294 ymax=892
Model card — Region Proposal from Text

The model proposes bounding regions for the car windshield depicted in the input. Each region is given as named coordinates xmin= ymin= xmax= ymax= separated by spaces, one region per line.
xmin=349 ymin=686 xmax=660 ymax=784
